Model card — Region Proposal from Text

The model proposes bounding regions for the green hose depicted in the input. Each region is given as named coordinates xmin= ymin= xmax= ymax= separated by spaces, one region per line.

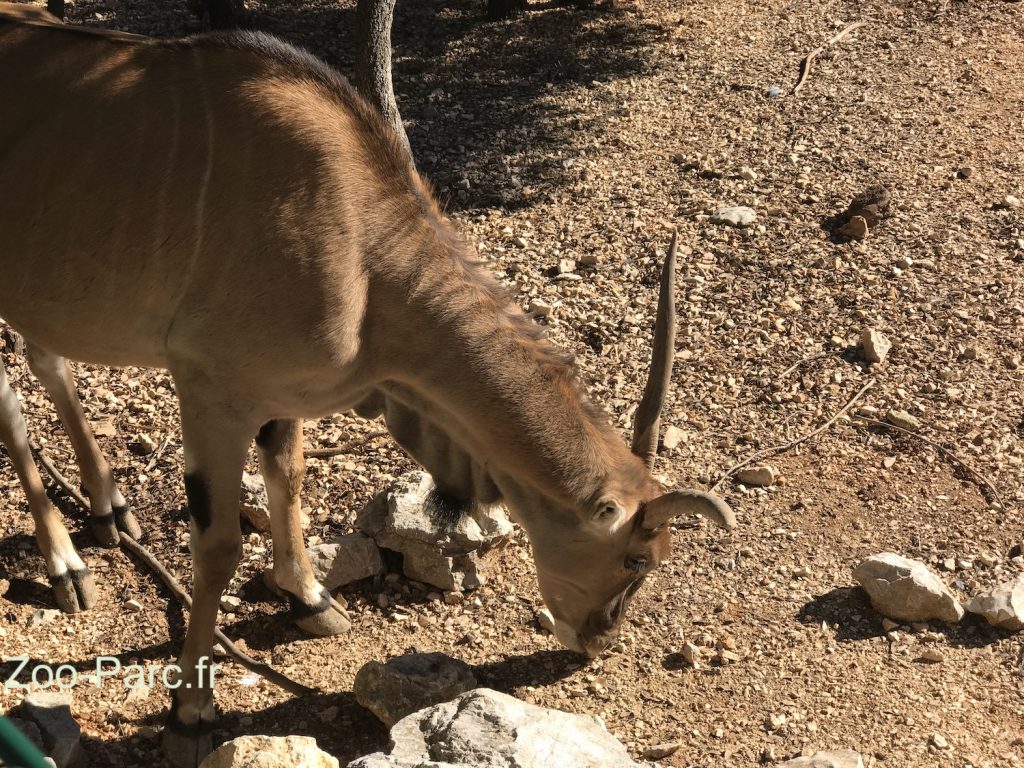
xmin=0 ymin=715 xmax=51 ymax=768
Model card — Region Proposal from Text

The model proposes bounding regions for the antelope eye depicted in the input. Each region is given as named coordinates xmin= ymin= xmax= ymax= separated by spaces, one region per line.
xmin=624 ymin=556 xmax=647 ymax=573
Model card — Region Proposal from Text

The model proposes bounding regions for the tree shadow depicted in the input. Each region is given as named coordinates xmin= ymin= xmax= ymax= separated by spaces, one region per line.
xmin=64 ymin=0 xmax=665 ymax=214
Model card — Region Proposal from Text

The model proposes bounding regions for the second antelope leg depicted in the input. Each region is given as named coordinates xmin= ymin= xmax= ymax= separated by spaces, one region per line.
xmin=256 ymin=419 xmax=351 ymax=635
xmin=163 ymin=385 xmax=251 ymax=768
xmin=24 ymin=342 xmax=140 ymax=547
xmin=0 ymin=355 xmax=96 ymax=612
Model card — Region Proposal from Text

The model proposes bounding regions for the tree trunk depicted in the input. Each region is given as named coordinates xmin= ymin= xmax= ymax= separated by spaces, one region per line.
xmin=46 ymin=0 xmax=64 ymax=20
xmin=487 ymin=0 xmax=527 ymax=20
xmin=354 ymin=0 xmax=413 ymax=163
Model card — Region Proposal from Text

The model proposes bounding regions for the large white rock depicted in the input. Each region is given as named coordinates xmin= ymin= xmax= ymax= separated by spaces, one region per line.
xmin=853 ymin=553 xmax=964 ymax=623
xmin=779 ymin=751 xmax=864 ymax=768
xmin=966 ymin=575 xmax=1024 ymax=631
xmin=348 ymin=688 xmax=640 ymax=768
xmin=354 ymin=653 xmax=477 ymax=727
xmin=200 ymin=735 xmax=338 ymax=768
xmin=356 ymin=472 xmax=512 ymax=591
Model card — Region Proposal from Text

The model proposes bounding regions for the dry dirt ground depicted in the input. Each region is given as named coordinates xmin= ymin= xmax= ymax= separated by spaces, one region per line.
xmin=2 ymin=0 xmax=1024 ymax=765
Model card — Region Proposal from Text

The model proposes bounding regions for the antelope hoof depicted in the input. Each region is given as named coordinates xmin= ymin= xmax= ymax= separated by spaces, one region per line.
xmin=162 ymin=717 xmax=213 ymax=768
xmin=50 ymin=568 xmax=97 ymax=613
xmin=287 ymin=588 xmax=352 ymax=636
xmin=89 ymin=505 xmax=142 ymax=547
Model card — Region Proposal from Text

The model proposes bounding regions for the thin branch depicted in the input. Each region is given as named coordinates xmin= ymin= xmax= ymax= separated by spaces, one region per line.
xmin=30 ymin=443 xmax=316 ymax=698
xmin=793 ymin=21 xmax=868 ymax=95
xmin=304 ymin=430 xmax=389 ymax=459
xmin=852 ymin=416 xmax=1005 ymax=510
xmin=780 ymin=351 xmax=827 ymax=379
xmin=711 ymin=378 xmax=875 ymax=492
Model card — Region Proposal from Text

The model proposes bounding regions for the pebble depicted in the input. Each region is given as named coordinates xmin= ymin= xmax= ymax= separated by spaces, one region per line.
xmin=536 ymin=607 xmax=556 ymax=634
xmin=765 ymin=86 xmax=782 ymax=97
xmin=557 ymin=258 xmax=576 ymax=275
xmin=917 ymin=647 xmax=945 ymax=663
xmin=930 ymin=732 xmax=949 ymax=750
xmin=527 ymin=299 xmax=552 ymax=317
xmin=885 ymin=409 xmax=922 ymax=431
xmin=1001 ymin=194 xmax=1021 ymax=209
xmin=679 ymin=641 xmax=701 ymax=668
xmin=125 ymin=599 xmax=144 ymax=613
xmin=28 ymin=608 xmax=60 ymax=628
xmin=662 ymin=425 xmax=685 ymax=451
xmin=710 ymin=206 xmax=757 ymax=228
xmin=736 ymin=465 xmax=776 ymax=487
xmin=859 ymin=328 xmax=892 ymax=364
xmin=839 ymin=215 xmax=868 ymax=240
xmin=739 ymin=166 xmax=757 ymax=181
xmin=643 ymin=742 xmax=681 ymax=760
xmin=135 ymin=433 xmax=157 ymax=454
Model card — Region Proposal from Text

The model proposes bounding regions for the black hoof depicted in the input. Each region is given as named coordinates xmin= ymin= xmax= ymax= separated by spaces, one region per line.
xmin=50 ymin=568 xmax=97 ymax=613
xmin=89 ymin=505 xmax=142 ymax=547
xmin=286 ymin=588 xmax=352 ymax=636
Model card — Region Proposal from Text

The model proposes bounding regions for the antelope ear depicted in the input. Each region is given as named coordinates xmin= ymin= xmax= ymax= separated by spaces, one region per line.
xmin=642 ymin=489 xmax=736 ymax=531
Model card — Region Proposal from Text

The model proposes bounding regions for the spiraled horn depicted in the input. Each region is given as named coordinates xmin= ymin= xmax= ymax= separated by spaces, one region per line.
xmin=630 ymin=232 xmax=678 ymax=468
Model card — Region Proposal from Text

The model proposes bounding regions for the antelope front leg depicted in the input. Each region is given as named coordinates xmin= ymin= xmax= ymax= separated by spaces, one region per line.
xmin=0 ymin=357 xmax=96 ymax=612
xmin=257 ymin=419 xmax=351 ymax=636
xmin=25 ymin=343 xmax=141 ymax=547
xmin=163 ymin=389 xmax=252 ymax=768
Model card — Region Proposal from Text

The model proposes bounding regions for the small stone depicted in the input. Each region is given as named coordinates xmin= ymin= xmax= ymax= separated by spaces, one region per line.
xmin=643 ymin=742 xmax=681 ymax=760
xmin=885 ymin=409 xmax=921 ymax=431
xmin=917 ymin=647 xmax=945 ymax=663
xmin=930 ymin=732 xmax=949 ymax=750
xmin=710 ymin=206 xmax=757 ymax=228
xmin=778 ymin=751 xmax=864 ymax=768
xmin=895 ymin=256 xmax=913 ymax=269
xmin=881 ymin=618 xmax=899 ymax=632
xmin=853 ymin=553 xmax=964 ymax=623
xmin=965 ymin=575 xmax=1024 ymax=631
xmin=579 ymin=252 xmax=600 ymax=267
xmin=739 ymin=167 xmax=757 ymax=181
xmin=307 ymin=534 xmax=384 ymax=591
xmin=735 ymin=465 xmax=776 ymax=487
xmin=882 ymin=456 xmax=897 ymax=469
xmin=557 ymin=258 xmax=576 ymax=275
xmin=1000 ymin=194 xmax=1021 ymax=210
xmin=28 ymin=608 xmax=60 ymax=628
xmin=220 ymin=595 xmax=241 ymax=611
xmin=956 ymin=166 xmax=973 ymax=179
xmin=766 ymin=713 xmax=787 ymax=731
xmin=200 ymin=735 xmax=338 ymax=768
xmin=125 ymin=599 xmax=144 ymax=613
xmin=765 ymin=86 xmax=782 ymax=98
xmin=536 ymin=607 xmax=556 ymax=634
xmin=353 ymin=653 xmax=478 ymax=728
xmin=528 ymin=298 xmax=552 ymax=317
xmin=18 ymin=690 xmax=81 ymax=768
xmin=859 ymin=328 xmax=892 ymax=364
xmin=662 ymin=425 xmax=685 ymax=451
xmin=135 ymin=433 xmax=157 ymax=454
xmin=839 ymin=215 xmax=868 ymax=240
xmin=679 ymin=641 xmax=700 ymax=668
xmin=715 ymin=649 xmax=740 ymax=665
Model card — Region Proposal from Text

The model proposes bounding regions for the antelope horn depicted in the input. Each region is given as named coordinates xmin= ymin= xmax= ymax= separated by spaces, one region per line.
xmin=642 ymin=489 xmax=737 ymax=531
xmin=631 ymin=231 xmax=678 ymax=468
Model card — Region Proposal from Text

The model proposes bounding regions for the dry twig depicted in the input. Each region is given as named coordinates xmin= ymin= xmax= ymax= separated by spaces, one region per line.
xmin=852 ymin=416 xmax=1005 ymax=510
xmin=780 ymin=352 xmax=828 ymax=379
xmin=793 ymin=21 xmax=868 ymax=95
xmin=304 ymin=429 xmax=389 ymax=459
xmin=30 ymin=442 xmax=316 ymax=697
xmin=711 ymin=378 xmax=875 ymax=492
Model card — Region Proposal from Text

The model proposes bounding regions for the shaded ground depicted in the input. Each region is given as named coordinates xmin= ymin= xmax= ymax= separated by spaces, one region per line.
xmin=2 ymin=0 xmax=1023 ymax=765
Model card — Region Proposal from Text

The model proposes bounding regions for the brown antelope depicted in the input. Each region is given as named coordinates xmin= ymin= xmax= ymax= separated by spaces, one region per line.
xmin=0 ymin=4 xmax=735 ymax=765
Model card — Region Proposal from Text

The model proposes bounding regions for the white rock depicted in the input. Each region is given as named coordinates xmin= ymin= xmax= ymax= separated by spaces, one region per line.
xmin=240 ymin=471 xmax=271 ymax=532
xmin=348 ymin=688 xmax=640 ymax=768
xmin=739 ymin=167 xmax=757 ymax=181
xmin=710 ymin=206 xmax=757 ymax=228
xmin=736 ymin=465 xmax=776 ymax=487
xmin=536 ymin=607 xmax=556 ymax=633
xmin=353 ymin=653 xmax=477 ymax=728
xmin=885 ymin=409 xmax=921 ymax=432
xmin=27 ymin=609 xmax=60 ymax=628
xmin=778 ymin=751 xmax=864 ymax=768
xmin=965 ymin=575 xmax=1024 ymax=631
xmin=662 ymin=425 xmax=685 ymax=451
xmin=307 ymin=534 xmax=384 ymax=591
xmin=527 ymin=299 xmax=552 ymax=317
xmin=200 ymin=735 xmax=338 ymax=768
xmin=859 ymin=328 xmax=892 ymax=364
xmin=853 ymin=553 xmax=964 ymax=623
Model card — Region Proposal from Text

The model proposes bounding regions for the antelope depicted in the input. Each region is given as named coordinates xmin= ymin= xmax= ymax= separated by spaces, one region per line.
xmin=0 ymin=5 xmax=735 ymax=766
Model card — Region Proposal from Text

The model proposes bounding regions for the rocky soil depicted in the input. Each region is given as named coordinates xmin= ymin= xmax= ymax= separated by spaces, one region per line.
xmin=1 ymin=0 xmax=1023 ymax=766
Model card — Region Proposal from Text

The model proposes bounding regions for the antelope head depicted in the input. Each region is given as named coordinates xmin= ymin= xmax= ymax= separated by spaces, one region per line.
xmin=515 ymin=233 xmax=736 ymax=657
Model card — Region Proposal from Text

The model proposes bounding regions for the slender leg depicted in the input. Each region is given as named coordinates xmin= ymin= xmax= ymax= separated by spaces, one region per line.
xmin=25 ymin=342 xmax=140 ymax=547
xmin=0 ymin=356 xmax=96 ymax=612
xmin=256 ymin=419 xmax=351 ymax=636
xmin=162 ymin=384 xmax=251 ymax=768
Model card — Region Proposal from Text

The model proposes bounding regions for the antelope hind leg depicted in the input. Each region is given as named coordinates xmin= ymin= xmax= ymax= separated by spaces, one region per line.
xmin=162 ymin=385 xmax=251 ymax=768
xmin=0 ymin=355 xmax=96 ymax=612
xmin=25 ymin=343 xmax=141 ymax=547
xmin=257 ymin=419 xmax=351 ymax=636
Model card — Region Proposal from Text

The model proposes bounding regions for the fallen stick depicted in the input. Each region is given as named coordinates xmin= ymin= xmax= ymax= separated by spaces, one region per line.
xmin=793 ymin=20 xmax=868 ymax=95
xmin=852 ymin=416 xmax=1005 ymax=510
xmin=304 ymin=429 xmax=389 ymax=459
xmin=711 ymin=378 xmax=875 ymax=492
xmin=31 ymin=442 xmax=316 ymax=698
xmin=780 ymin=351 xmax=827 ymax=379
